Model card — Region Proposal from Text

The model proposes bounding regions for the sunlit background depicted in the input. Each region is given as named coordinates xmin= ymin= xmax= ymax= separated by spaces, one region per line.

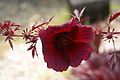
xmin=0 ymin=0 xmax=120 ymax=80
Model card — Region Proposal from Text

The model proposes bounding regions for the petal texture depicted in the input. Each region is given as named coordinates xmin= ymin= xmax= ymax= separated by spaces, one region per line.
xmin=65 ymin=42 xmax=92 ymax=67
xmin=44 ymin=45 xmax=70 ymax=72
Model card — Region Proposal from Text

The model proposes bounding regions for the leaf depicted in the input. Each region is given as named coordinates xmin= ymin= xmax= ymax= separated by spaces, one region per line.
xmin=8 ymin=39 xmax=14 ymax=50
xmin=34 ymin=48 xmax=39 ymax=58
xmin=47 ymin=16 xmax=54 ymax=24
xmin=32 ymin=49 xmax=35 ymax=58
xmin=109 ymin=12 xmax=120 ymax=23
xmin=36 ymin=51 xmax=38 ymax=58
xmin=5 ymin=36 xmax=14 ymax=50
xmin=94 ymin=33 xmax=102 ymax=53
xmin=5 ymin=37 xmax=9 ymax=42
xmin=27 ymin=45 xmax=34 ymax=51
xmin=14 ymin=25 xmax=21 ymax=31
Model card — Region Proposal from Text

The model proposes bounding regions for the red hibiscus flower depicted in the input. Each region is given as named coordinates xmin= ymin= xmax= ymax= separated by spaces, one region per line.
xmin=39 ymin=18 xmax=93 ymax=72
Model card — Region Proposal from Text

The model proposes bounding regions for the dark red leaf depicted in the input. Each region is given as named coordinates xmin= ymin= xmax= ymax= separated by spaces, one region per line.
xmin=32 ymin=49 xmax=35 ymax=58
xmin=5 ymin=36 xmax=14 ymax=50
xmin=34 ymin=48 xmax=39 ymax=58
xmin=109 ymin=12 xmax=120 ymax=23
xmin=14 ymin=25 xmax=21 ymax=31
xmin=27 ymin=45 xmax=34 ymax=51
xmin=5 ymin=36 xmax=14 ymax=42
xmin=8 ymin=39 xmax=13 ymax=50
xmin=5 ymin=37 xmax=9 ymax=42
xmin=47 ymin=16 xmax=54 ymax=24
xmin=36 ymin=51 xmax=38 ymax=58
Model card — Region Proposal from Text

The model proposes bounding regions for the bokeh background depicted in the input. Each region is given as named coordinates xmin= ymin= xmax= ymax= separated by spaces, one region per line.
xmin=0 ymin=0 xmax=120 ymax=80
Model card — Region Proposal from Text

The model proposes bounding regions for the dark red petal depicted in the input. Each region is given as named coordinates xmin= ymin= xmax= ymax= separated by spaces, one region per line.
xmin=39 ymin=18 xmax=78 ymax=43
xmin=47 ymin=18 xmax=77 ymax=34
xmin=44 ymin=45 xmax=70 ymax=72
xmin=72 ymin=25 xmax=93 ymax=43
xmin=39 ymin=29 xmax=50 ymax=54
xmin=39 ymin=29 xmax=55 ymax=45
xmin=65 ymin=43 xmax=92 ymax=67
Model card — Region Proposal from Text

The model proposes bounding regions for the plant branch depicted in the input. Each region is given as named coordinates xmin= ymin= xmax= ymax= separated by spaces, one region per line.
xmin=102 ymin=32 xmax=120 ymax=34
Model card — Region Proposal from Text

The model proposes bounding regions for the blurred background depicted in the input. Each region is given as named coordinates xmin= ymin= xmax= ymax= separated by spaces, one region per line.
xmin=0 ymin=0 xmax=120 ymax=80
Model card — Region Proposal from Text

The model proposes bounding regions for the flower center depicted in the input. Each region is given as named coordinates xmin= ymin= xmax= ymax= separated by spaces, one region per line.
xmin=54 ymin=32 xmax=72 ymax=50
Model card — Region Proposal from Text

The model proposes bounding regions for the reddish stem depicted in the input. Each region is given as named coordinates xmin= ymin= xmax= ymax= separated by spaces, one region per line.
xmin=2 ymin=32 xmax=120 ymax=38
xmin=102 ymin=32 xmax=120 ymax=34
xmin=10 ymin=34 xmax=39 ymax=37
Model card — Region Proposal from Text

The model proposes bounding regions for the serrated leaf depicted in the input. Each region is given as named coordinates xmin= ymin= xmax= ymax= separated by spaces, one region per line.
xmin=109 ymin=12 xmax=120 ymax=23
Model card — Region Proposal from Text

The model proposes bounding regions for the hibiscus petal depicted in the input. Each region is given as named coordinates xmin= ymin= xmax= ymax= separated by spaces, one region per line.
xmin=39 ymin=29 xmax=57 ymax=52
xmin=65 ymin=42 xmax=92 ymax=67
xmin=44 ymin=45 xmax=70 ymax=72
xmin=72 ymin=25 xmax=93 ymax=43
xmin=47 ymin=18 xmax=77 ymax=34
xmin=39 ymin=29 xmax=49 ymax=53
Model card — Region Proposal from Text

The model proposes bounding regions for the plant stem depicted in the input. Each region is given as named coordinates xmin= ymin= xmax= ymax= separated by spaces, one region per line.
xmin=6 ymin=34 xmax=39 ymax=37
xmin=102 ymin=32 xmax=120 ymax=34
